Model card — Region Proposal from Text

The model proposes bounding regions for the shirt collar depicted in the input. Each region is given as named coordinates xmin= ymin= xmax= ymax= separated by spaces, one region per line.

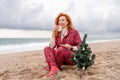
xmin=62 ymin=27 xmax=68 ymax=33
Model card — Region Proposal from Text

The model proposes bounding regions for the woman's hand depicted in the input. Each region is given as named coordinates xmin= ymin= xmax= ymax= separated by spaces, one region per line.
xmin=53 ymin=25 xmax=59 ymax=32
xmin=60 ymin=44 xmax=72 ymax=50
xmin=52 ymin=25 xmax=59 ymax=38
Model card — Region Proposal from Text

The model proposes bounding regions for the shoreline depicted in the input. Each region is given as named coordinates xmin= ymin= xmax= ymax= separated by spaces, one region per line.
xmin=88 ymin=38 xmax=120 ymax=43
xmin=0 ymin=49 xmax=43 ymax=55
xmin=0 ymin=40 xmax=120 ymax=55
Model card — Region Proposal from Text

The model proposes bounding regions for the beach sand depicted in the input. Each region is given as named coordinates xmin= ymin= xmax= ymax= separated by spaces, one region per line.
xmin=0 ymin=41 xmax=120 ymax=80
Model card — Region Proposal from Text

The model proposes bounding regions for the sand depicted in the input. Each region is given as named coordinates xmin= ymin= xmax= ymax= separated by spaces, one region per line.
xmin=0 ymin=41 xmax=120 ymax=80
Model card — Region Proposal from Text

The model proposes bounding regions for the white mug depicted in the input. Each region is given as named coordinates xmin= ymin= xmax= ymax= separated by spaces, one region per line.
xmin=58 ymin=26 xmax=62 ymax=32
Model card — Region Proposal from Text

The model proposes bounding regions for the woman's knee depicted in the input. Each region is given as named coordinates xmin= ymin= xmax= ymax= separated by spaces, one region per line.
xmin=44 ymin=46 xmax=54 ymax=54
xmin=44 ymin=46 xmax=54 ymax=51
xmin=44 ymin=46 xmax=50 ymax=53
xmin=44 ymin=46 xmax=50 ymax=51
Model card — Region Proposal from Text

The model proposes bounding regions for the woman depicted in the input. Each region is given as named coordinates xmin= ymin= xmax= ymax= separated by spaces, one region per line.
xmin=44 ymin=13 xmax=81 ymax=77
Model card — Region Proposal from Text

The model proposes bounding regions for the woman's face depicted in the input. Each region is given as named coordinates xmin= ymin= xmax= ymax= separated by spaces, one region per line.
xmin=58 ymin=16 xmax=68 ymax=28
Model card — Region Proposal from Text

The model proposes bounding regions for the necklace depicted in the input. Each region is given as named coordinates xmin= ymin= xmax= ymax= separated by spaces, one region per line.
xmin=61 ymin=30 xmax=67 ymax=41
xmin=62 ymin=31 xmax=67 ymax=37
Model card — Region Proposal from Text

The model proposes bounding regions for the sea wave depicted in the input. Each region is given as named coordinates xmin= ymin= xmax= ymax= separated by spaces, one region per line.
xmin=0 ymin=42 xmax=49 ymax=54
xmin=0 ymin=39 xmax=119 ymax=54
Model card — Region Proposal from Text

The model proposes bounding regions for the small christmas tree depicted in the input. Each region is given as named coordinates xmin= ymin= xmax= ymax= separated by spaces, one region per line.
xmin=71 ymin=34 xmax=95 ymax=70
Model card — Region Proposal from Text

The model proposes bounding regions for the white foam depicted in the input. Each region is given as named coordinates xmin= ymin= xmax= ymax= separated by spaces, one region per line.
xmin=0 ymin=39 xmax=119 ymax=54
xmin=0 ymin=42 xmax=49 ymax=54
xmin=87 ymin=39 xmax=120 ymax=43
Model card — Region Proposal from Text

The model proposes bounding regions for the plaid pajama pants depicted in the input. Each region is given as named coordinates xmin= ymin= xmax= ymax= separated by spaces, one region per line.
xmin=44 ymin=46 xmax=75 ymax=69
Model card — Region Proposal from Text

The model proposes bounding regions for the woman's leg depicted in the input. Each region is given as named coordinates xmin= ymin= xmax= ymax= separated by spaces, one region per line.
xmin=44 ymin=47 xmax=59 ymax=77
xmin=44 ymin=46 xmax=75 ymax=76
xmin=44 ymin=47 xmax=57 ymax=68
xmin=55 ymin=47 xmax=75 ymax=69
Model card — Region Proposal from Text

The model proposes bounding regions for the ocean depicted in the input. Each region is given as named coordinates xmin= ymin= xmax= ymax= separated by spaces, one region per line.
xmin=0 ymin=38 xmax=119 ymax=54
xmin=0 ymin=38 xmax=50 ymax=54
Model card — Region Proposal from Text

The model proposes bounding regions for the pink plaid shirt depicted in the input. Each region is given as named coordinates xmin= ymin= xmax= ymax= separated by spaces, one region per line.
xmin=54 ymin=28 xmax=81 ymax=49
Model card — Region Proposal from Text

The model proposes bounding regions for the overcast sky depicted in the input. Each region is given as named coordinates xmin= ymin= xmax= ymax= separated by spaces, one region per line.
xmin=0 ymin=0 xmax=120 ymax=38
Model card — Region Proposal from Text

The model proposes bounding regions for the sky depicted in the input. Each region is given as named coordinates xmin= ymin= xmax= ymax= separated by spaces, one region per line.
xmin=0 ymin=0 xmax=120 ymax=38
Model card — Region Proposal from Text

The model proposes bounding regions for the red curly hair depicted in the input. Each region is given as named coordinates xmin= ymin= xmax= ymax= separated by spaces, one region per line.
xmin=54 ymin=13 xmax=74 ymax=37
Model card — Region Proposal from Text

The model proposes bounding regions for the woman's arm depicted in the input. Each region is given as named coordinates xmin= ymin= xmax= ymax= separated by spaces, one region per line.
xmin=49 ymin=26 xmax=59 ymax=48
xmin=72 ymin=30 xmax=81 ymax=51
xmin=49 ymin=37 xmax=56 ymax=48
xmin=70 ymin=46 xmax=79 ymax=51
